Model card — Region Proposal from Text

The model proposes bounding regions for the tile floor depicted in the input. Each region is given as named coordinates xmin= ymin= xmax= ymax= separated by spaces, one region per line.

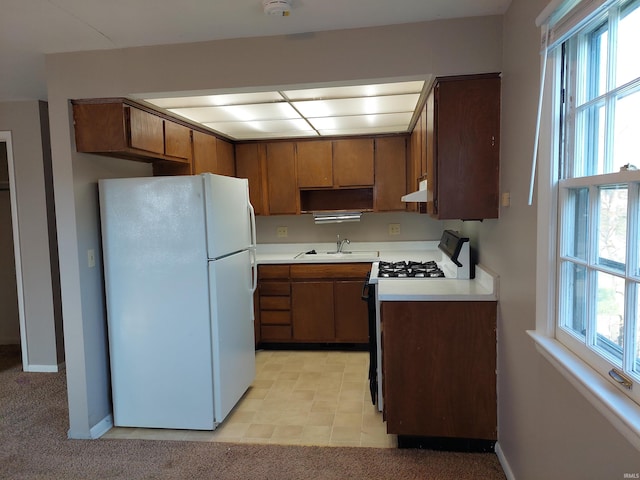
xmin=103 ymin=350 xmax=397 ymax=448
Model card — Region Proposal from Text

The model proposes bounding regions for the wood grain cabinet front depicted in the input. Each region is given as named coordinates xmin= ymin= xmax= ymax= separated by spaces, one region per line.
xmin=257 ymin=265 xmax=292 ymax=341
xmin=381 ymin=301 xmax=497 ymax=441
xmin=257 ymin=263 xmax=370 ymax=346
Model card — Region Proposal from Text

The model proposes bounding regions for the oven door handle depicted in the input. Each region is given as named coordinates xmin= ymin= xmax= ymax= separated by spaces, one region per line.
xmin=361 ymin=274 xmax=370 ymax=301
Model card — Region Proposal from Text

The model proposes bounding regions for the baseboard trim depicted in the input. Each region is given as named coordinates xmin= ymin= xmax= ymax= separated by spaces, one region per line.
xmin=68 ymin=414 xmax=113 ymax=440
xmin=90 ymin=414 xmax=114 ymax=439
xmin=495 ymin=441 xmax=515 ymax=480
xmin=24 ymin=363 xmax=60 ymax=373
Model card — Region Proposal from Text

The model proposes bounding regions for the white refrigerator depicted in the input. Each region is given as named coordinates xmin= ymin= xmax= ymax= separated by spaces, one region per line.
xmin=99 ymin=173 xmax=257 ymax=430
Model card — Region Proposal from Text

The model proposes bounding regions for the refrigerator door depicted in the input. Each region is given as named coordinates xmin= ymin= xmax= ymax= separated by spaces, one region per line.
xmin=208 ymin=249 xmax=256 ymax=424
xmin=202 ymin=173 xmax=252 ymax=259
xmin=99 ymin=176 xmax=215 ymax=429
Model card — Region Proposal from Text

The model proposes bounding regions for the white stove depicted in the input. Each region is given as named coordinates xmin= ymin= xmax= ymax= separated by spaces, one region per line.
xmin=368 ymin=230 xmax=472 ymax=284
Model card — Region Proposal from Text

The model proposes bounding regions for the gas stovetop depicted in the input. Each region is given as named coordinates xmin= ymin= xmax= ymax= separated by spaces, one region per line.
xmin=377 ymin=260 xmax=445 ymax=278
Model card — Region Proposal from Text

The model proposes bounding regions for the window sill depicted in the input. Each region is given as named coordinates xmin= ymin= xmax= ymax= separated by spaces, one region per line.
xmin=527 ymin=330 xmax=640 ymax=451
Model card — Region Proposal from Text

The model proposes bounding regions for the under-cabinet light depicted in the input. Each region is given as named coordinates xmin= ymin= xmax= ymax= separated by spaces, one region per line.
xmin=313 ymin=212 xmax=362 ymax=224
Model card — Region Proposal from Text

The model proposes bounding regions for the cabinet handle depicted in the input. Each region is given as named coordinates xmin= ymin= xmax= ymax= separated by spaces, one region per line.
xmin=609 ymin=368 xmax=633 ymax=389
xmin=491 ymin=136 xmax=496 ymax=147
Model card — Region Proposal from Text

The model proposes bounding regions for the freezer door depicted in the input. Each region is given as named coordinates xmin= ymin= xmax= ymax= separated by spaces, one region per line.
xmin=202 ymin=173 xmax=252 ymax=259
xmin=209 ymin=249 xmax=256 ymax=424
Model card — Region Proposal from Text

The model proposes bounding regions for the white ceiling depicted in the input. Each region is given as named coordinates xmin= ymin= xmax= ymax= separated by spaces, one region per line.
xmin=0 ymin=0 xmax=511 ymax=103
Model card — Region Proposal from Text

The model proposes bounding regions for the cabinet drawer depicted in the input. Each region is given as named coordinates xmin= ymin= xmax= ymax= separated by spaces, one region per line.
xmin=260 ymin=310 xmax=291 ymax=325
xmin=290 ymin=263 xmax=371 ymax=279
xmin=260 ymin=296 xmax=291 ymax=310
xmin=261 ymin=325 xmax=292 ymax=340
xmin=258 ymin=265 xmax=290 ymax=280
xmin=260 ymin=282 xmax=290 ymax=296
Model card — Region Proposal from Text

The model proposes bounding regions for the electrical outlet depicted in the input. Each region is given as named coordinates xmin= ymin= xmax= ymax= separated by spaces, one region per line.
xmin=501 ymin=192 xmax=511 ymax=207
xmin=388 ymin=223 xmax=401 ymax=235
xmin=276 ymin=226 xmax=288 ymax=238
xmin=87 ymin=249 xmax=96 ymax=268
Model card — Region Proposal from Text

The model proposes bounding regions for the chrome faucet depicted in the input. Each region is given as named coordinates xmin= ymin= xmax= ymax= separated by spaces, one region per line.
xmin=336 ymin=234 xmax=350 ymax=253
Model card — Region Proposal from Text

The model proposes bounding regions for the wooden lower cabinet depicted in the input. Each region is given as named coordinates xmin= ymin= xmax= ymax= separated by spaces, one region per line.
xmin=257 ymin=263 xmax=369 ymax=345
xmin=291 ymin=282 xmax=335 ymax=341
xmin=334 ymin=280 xmax=369 ymax=341
xmin=381 ymin=301 xmax=497 ymax=440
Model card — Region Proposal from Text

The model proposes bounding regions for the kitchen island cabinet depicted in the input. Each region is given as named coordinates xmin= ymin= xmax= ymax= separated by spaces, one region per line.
xmin=381 ymin=300 xmax=497 ymax=442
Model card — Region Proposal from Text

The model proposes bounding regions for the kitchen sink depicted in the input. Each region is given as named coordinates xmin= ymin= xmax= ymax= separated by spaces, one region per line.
xmin=294 ymin=250 xmax=379 ymax=260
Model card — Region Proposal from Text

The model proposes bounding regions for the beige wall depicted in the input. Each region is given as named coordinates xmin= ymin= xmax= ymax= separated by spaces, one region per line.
xmin=463 ymin=0 xmax=640 ymax=478
xmin=0 ymin=101 xmax=62 ymax=367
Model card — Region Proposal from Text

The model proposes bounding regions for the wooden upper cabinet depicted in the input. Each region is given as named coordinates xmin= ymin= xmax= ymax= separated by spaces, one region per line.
xmin=128 ymin=107 xmax=164 ymax=155
xmin=72 ymin=99 xmax=193 ymax=169
xmin=163 ymin=121 xmax=191 ymax=161
xmin=235 ymin=143 xmax=266 ymax=215
xmin=297 ymin=140 xmax=332 ymax=188
xmin=216 ymin=139 xmax=235 ymax=177
xmin=193 ymin=132 xmax=236 ymax=176
xmin=192 ymin=130 xmax=217 ymax=174
xmin=428 ymin=74 xmax=501 ymax=220
xmin=374 ymin=136 xmax=407 ymax=212
xmin=332 ymin=138 xmax=374 ymax=187
xmin=266 ymin=142 xmax=298 ymax=215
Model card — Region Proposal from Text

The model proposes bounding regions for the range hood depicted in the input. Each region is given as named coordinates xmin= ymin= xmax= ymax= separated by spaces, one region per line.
xmin=401 ymin=179 xmax=427 ymax=203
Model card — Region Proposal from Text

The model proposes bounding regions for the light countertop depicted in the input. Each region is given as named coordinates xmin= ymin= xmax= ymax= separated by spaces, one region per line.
xmin=255 ymin=241 xmax=498 ymax=301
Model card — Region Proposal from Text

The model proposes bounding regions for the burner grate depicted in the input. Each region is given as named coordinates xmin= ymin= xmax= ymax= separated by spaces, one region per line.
xmin=377 ymin=260 xmax=445 ymax=278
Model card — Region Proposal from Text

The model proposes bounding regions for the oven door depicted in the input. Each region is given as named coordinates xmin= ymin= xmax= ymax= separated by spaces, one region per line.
xmin=361 ymin=275 xmax=377 ymax=405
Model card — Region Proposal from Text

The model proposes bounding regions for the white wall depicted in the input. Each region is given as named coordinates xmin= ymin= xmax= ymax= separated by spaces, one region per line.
xmin=0 ymin=101 xmax=62 ymax=367
xmin=45 ymin=17 xmax=502 ymax=437
xmin=462 ymin=0 xmax=640 ymax=478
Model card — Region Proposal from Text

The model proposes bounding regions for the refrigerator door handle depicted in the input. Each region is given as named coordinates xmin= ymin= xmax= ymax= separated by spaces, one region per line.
xmin=248 ymin=201 xmax=258 ymax=294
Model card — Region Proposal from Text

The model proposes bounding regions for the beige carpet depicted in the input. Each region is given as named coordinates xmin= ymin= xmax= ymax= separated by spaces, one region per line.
xmin=0 ymin=346 xmax=506 ymax=480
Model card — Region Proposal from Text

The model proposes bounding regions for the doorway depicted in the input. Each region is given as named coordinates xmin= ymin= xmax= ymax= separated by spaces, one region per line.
xmin=0 ymin=132 xmax=27 ymax=368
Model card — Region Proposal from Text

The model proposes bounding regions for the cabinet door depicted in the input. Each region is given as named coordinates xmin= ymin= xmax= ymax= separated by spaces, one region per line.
xmin=374 ymin=136 xmax=407 ymax=212
xmin=433 ymin=75 xmax=500 ymax=220
xmin=333 ymin=138 xmax=374 ymax=187
xmin=216 ymin=139 xmax=236 ymax=177
xmin=334 ymin=280 xmax=368 ymax=342
xmin=291 ymin=282 xmax=334 ymax=341
xmin=164 ymin=121 xmax=191 ymax=161
xmin=266 ymin=142 xmax=298 ymax=215
xmin=128 ymin=107 xmax=164 ymax=154
xmin=382 ymin=301 xmax=497 ymax=440
xmin=192 ymin=130 xmax=217 ymax=174
xmin=235 ymin=143 xmax=266 ymax=215
xmin=297 ymin=140 xmax=333 ymax=187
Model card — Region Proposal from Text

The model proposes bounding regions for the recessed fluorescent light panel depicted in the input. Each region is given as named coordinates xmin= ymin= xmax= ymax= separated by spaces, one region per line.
xmin=144 ymin=80 xmax=425 ymax=141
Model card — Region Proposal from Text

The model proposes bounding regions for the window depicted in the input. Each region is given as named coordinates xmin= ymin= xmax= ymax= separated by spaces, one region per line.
xmin=556 ymin=0 xmax=640 ymax=406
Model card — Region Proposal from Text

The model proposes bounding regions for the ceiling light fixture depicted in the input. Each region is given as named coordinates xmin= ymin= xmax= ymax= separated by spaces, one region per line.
xmin=263 ymin=0 xmax=291 ymax=16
